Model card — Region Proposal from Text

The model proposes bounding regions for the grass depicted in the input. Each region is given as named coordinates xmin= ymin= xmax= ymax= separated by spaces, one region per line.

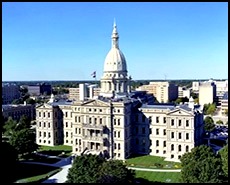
xmin=20 ymin=154 xmax=61 ymax=164
xmin=38 ymin=145 xmax=72 ymax=157
xmin=126 ymin=155 xmax=181 ymax=169
xmin=13 ymin=163 xmax=60 ymax=183
xmin=15 ymin=168 xmax=61 ymax=183
xmin=135 ymin=171 xmax=181 ymax=183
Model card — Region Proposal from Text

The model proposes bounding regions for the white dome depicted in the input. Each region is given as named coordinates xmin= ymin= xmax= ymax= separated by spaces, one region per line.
xmin=104 ymin=47 xmax=127 ymax=72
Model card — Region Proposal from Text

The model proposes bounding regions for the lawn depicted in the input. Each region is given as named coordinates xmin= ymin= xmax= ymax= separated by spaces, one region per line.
xmin=135 ymin=171 xmax=181 ymax=183
xmin=126 ymin=155 xmax=181 ymax=169
xmin=13 ymin=163 xmax=60 ymax=183
xmin=38 ymin=145 xmax=72 ymax=157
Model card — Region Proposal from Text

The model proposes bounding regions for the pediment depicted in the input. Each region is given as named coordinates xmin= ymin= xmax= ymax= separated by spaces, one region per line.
xmin=81 ymin=99 xmax=109 ymax=107
xmin=36 ymin=103 xmax=53 ymax=109
xmin=167 ymin=108 xmax=193 ymax=116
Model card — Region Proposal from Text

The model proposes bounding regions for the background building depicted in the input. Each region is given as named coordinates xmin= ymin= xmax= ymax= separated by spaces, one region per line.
xmin=27 ymin=83 xmax=52 ymax=96
xmin=2 ymin=84 xmax=20 ymax=104
xmin=136 ymin=81 xmax=178 ymax=103
xmin=199 ymin=81 xmax=217 ymax=106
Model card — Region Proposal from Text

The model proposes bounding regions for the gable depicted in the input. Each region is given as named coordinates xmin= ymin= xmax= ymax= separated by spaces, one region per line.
xmin=81 ymin=99 xmax=109 ymax=107
xmin=36 ymin=103 xmax=53 ymax=109
xmin=167 ymin=108 xmax=194 ymax=116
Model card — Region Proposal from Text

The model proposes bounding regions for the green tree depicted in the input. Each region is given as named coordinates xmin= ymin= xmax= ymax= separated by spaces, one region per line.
xmin=194 ymin=98 xmax=199 ymax=104
xmin=26 ymin=98 xmax=36 ymax=105
xmin=67 ymin=154 xmax=105 ymax=183
xmin=204 ymin=116 xmax=215 ymax=132
xmin=3 ymin=117 xmax=18 ymax=136
xmin=216 ymin=120 xmax=224 ymax=125
xmin=180 ymin=145 xmax=224 ymax=183
xmin=67 ymin=154 xmax=135 ymax=183
xmin=11 ymin=98 xmax=23 ymax=105
xmin=206 ymin=103 xmax=216 ymax=115
xmin=219 ymin=144 xmax=228 ymax=178
xmin=98 ymin=160 xmax=135 ymax=183
xmin=9 ymin=128 xmax=38 ymax=158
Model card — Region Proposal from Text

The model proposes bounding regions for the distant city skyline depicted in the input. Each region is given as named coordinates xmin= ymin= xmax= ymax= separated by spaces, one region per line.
xmin=2 ymin=2 xmax=228 ymax=81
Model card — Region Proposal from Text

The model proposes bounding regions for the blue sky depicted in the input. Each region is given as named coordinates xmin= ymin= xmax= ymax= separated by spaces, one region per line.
xmin=2 ymin=2 xmax=228 ymax=81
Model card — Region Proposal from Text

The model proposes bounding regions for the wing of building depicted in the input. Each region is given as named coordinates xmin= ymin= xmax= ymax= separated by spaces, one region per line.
xmin=35 ymin=21 xmax=204 ymax=162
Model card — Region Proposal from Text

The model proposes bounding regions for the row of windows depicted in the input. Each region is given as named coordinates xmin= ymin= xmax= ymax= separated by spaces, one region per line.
xmin=39 ymin=131 xmax=51 ymax=138
xmin=39 ymin=122 xmax=57 ymax=128
xmin=114 ymin=143 xmax=121 ymax=150
xmin=114 ymin=131 xmax=121 ymax=138
xmin=171 ymin=119 xmax=190 ymax=127
xmin=38 ymin=111 xmax=57 ymax=118
xmin=171 ymin=132 xmax=190 ymax=140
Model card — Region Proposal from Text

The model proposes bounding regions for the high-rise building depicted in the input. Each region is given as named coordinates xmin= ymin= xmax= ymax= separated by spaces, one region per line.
xmin=2 ymin=84 xmax=20 ymax=104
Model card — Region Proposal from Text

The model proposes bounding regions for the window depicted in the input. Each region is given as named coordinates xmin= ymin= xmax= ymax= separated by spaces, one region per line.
xmin=94 ymin=118 xmax=97 ymax=124
xmin=163 ymin=117 xmax=166 ymax=123
xmin=75 ymin=116 xmax=77 ymax=122
xmin=114 ymin=143 xmax=117 ymax=149
xmin=142 ymin=127 xmax=145 ymax=134
xmin=94 ymin=109 xmax=97 ymax=112
xmin=142 ymin=115 xmax=145 ymax=122
xmin=66 ymin=132 xmax=68 ymax=137
xmin=114 ymin=119 xmax=116 ymax=125
xmin=75 ymin=139 xmax=78 ymax=145
xmin=39 ymin=122 xmax=41 ymax=127
xmin=163 ymin=129 xmax=166 ymax=135
xmin=156 ymin=117 xmax=159 ymax=123
xmin=171 ymin=154 xmax=174 ymax=159
xmin=117 ymin=109 xmax=120 ymax=113
xmin=156 ymin=129 xmax=159 ymax=135
xmin=171 ymin=119 xmax=174 ymax=126
xmin=89 ymin=117 xmax=92 ymax=124
xmin=65 ymin=112 xmax=68 ymax=117
xmin=186 ymin=145 xmax=189 ymax=152
xmin=89 ymin=108 xmax=91 ymax=112
xmin=156 ymin=150 xmax=159 ymax=153
xmin=171 ymin=132 xmax=174 ymax=139
xmin=179 ymin=132 xmax=182 ymax=139
xmin=48 ymin=122 xmax=50 ymax=128
xmin=39 ymin=131 xmax=41 ymax=137
xmin=114 ymin=131 xmax=116 ymax=137
xmin=118 ymin=119 xmax=120 ymax=125
xmin=178 ymin=145 xmax=181 ymax=152
xmin=100 ymin=109 xmax=102 ymax=112
xmin=163 ymin=141 xmax=166 ymax=147
xmin=149 ymin=116 xmax=152 ymax=123
xmin=136 ymin=127 xmax=138 ymax=134
xmin=118 ymin=143 xmax=121 ymax=150
xmin=79 ymin=128 xmax=81 ymax=134
xmin=39 ymin=112 xmax=41 ymax=117
xmin=118 ymin=153 xmax=120 ymax=157
xmin=150 ymin=128 xmax=152 ymax=134
xmin=156 ymin=140 xmax=159 ymax=146
xmin=44 ymin=132 xmax=46 ymax=137
xmin=178 ymin=155 xmax=181 ymax=159
xmin=78 ymin=117 xmax=81 ymax=122
xmin=55 ymin=122 xmax=57 ymax=128
xmin=75 ymin=128 xmax=77 ymax=134
xmin=100 ymin=118 xmax=102 ymax=124
xmin=163 ymin=150 xmax=166 ymax=154
xmin=43 ymin=112 xmax=45 ymax=117
xmin=171 ymin=144 xmax=174 ymax=151
xmin=48 ymin=132 xmax=51 ymax=138
xmin=118 ymin=131 xmax=120 ymax=138
xmin=178 ymin=119 xmax=181 ymax=126
xmin=186 ymin=120 xmax=189 ymax=127
xmin=66 ymin=140 xmax=68 ymax=143
xmin=48 ymin=112 xmax=50 ymax=118
xmin=66 ymin=122 xmax=68 ymax=127
xmin=186 ymin=133 xmax=189 ymax=140
xmin=43 ymin=122 xmax=46 ymax=127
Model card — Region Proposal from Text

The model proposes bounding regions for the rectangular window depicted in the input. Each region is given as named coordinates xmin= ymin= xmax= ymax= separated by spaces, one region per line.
xmin=48 ymin=122 xmax=50 ymax=128
xmin=66 ymin=122 xmax=68 ymax=127
xmin=89 ymin=117 xmax=92 ymax=124
xmin=171 ymin=132 xmax=174 ymax=139
xmin=186 ymin=133 xmax=189 ymax=140
xmin=48 ymin=132 xmax=51 ymax=138
xmin=118 ymin=143 xmax=121 ymax=150
xmin=178 ymin=119 xmax=181 ymax=126
xmin=186 ymin=120 xmax=189 ymax=127
xmin=94 ymin=118 xmax=97 ymax=124
xmin=163 ymin=129 xmax=166 ymax=135
xmin=65 ymin=112 xmax=68 ymax=117
xmin=78 ymin=117 xmax=81 ymax=123
xmin=114 ymin=131 xmax=116 ymax=138
xmin=39 ymin=112 xmax=41 ymax=117
xmin=156 ymin=150 xmax=159 ymax=153
xmin=142 ymin=127 xmax=145 ymax=134
xmin=114 ymin=119 xmax=116 ymax=125
xmin=156 ymin=140 xmax=159 ymax=146
xmin=43 ymin=112 xmax=45 ymax=117
xmin=79 ymin=128 xmax=81 ymax=134
xmin=100 ymin=118 xmax=102 ymax=124
xmin=156 ymin=129 xmax=159 ymax=135
xmin=118 ymin=131 xmax=120 ymax=138
xmin=43 ymin=122 xmax=46 ymax=127
xmin=39 ymin=131 xmax=41 ymax=137
xmin=75 ymin=116 xmax=77 ymax=122
xmin=44 ymin=132 xmax=46 ymax=137
xmin=179 ymin=132 xmax=182 ymax=139
xmin=171 ymin=119 xmax=174 ymax=126
xmin=163 ymin=141 xmax=166 ymax=147
xmin=66 ymin=132 xmax=68 ymax=137
xmin=48 ymin=112 xmax=50 ymax=118
xmin=149 ymin=128 xmax=152 ymax=134
xmin=75 ymin=128 xmax=77 ymax=134
xmin=39 ymin=122 xmax=41 ymax=127
xmin=156 ymin=117 xmax=159 ymax=123
xmin=163 ymin=117 xmax=166 ymax=123
xmin=118 ymin=119 xmax=120 ymax=125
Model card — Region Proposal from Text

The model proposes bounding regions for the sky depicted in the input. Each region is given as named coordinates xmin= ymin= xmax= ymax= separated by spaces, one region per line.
xmin=2 ymin=2 xmax=228 ymax=81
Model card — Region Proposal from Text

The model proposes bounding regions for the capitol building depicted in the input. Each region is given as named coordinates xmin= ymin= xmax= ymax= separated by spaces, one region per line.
xmin=36 ymin=22 xmax=204 ymax=162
